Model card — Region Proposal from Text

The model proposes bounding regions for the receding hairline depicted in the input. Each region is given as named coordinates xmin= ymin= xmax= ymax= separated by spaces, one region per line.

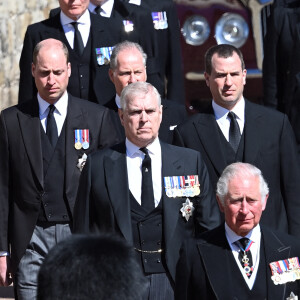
xmin=33 ymin=39 xmax=69 ymax=65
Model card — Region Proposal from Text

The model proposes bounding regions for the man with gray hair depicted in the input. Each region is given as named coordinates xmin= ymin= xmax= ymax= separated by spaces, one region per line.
xmin=176 ymin=162 xmax=300 ymax=300
xmin=74 ymin=81 xmax=220 ymax=299
xmin=106 ymin=40 xmax=187 ymax=143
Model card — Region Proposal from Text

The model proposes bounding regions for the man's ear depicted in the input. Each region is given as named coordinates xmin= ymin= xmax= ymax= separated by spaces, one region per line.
xmin=118 ymin=108 xmax=124 ymax=127
xmin=204 ymin=72 xmax=210 ymax=87
xmin=109 ymin=69 xmax=114 ymax=83
xmin=216 ymin=196 xmax=225 ymax=213
xmin=31 ymin=63 xmax=35 ymax=78
xmin=262 ymin=194 xmax=268 ymax=211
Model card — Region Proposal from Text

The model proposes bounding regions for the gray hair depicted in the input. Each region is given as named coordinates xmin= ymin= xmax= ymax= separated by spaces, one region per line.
xmin=120 ymin=82 xmax=161 ymax=110
xmin=216 ymin=162 xmax=269 ymax=206
xmin=110 ymin=41 xmax=147 ymax=70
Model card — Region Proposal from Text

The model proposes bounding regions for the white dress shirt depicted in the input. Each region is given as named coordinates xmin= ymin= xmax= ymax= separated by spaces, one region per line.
xmin=128 ymin=0 xmax=141 ymax=5
xmin=60 ymin=9 xmax=91 ymax=49
xmin=38 ymin=91 xmax=68 ymax=136
xmin=212 ymin=98 xmax=245 ymax=142
xmin=126 ymin=137 xmax=162 ymax=207
xmin=115 ymin=94 xmax=121 ymax=109
xmin=225 ymin=223 xmax=261 ymax=289
xmin=88 ymin=0 xmax=114 ymax=17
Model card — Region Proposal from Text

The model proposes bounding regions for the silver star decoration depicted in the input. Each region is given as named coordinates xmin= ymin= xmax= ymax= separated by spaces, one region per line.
xmin=180 ymin=198 xmax=195 ymax=221
xmin=77 ymin=153 xmax=87 ymax=172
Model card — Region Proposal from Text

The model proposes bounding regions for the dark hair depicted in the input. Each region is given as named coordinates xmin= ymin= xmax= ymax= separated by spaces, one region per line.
xmin=204 ymin=44 xmax=245 ymax=74
xmin=33 ymin=39 xmax=69 ymax=65
xmin=37 ymin=234 xmax=147 ymax=300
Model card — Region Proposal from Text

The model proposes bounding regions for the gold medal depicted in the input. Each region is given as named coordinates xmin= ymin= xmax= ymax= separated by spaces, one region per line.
xmin=75 ymin=141 xmax=82 ymax=150
xmin=194 ymin=186 xmax=200 ymax=196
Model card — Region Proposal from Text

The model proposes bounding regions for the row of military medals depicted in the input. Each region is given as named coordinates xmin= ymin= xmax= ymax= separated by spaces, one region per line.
xmin=164 ymin=175 xmax=200 ymax=198
xmin=270 ymin=257 xmax=300 ymax=285
xmin=74 ymin=129 xmax=89 ymax=150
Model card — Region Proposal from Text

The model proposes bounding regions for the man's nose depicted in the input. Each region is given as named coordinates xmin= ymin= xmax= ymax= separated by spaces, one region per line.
xmin=239 ymin=199 xmax=249 ymax=215
xmin=129 ymin=73 xmax=137 ymax=83
xmin=225 ymin=74 xmax=233 ymax=85
xmin=47 ymin=72 xmax=55 ymax=85
xmin=140 ymin=110 xmax=148 ymax=122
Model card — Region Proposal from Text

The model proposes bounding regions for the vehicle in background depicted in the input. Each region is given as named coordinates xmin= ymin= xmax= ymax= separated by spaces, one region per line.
xmin=175 ymin=0 xmax=273 ymax=113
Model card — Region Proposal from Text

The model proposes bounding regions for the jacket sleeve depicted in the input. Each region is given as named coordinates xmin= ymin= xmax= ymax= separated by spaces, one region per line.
xmin=262 ymin=7 xmax=286 ymax=109
xmin=195 ymin=151 xmax=221 ymax=235
xmin=279 ymin=115 xmax=300 ymax=237
xmin=19 ymin=27 xmax=37 ymax=103
xmin=0 ymin=112 xmax=10 ymax=252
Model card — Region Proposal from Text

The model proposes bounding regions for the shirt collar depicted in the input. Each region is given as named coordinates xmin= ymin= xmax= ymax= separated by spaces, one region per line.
xmin=128 ymin=0 xmax=141 ymax=5
xmin=225 ymin=222 xmax=261 ymax=245
xmin=60 ymin=8 xmax=90 ymax=26
xmin=126 ymin=137 xmax=160 ymax=158
xmin=89 ymin=0 xmax=114 ymax=17
xmin=115 ymin=94 xmax=121 ymax=109
xmin=212 ymin=97 xmax=245 ymax=122
xmin=100 ymin=0 xmax=114 ymax=17
xmin=37 ymin=91 xmax=68 ymax=117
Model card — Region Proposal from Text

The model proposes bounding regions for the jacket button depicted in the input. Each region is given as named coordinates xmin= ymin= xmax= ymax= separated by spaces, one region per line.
xmin=63 ymin=215 xmax=68 ymax=219
xmin=44 ymin=203 xmax=48 ymax=207
xmin=48 ymin=213 xmax=52 ymax=219
xmin=157 ymin=259 xmax=161 ymax=263
xmin=144 ymin=259 xmax=147 ymax=263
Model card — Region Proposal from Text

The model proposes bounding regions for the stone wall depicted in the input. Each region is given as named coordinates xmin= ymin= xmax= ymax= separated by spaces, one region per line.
xmin=0 ymin=0 xmax=58 ymax=110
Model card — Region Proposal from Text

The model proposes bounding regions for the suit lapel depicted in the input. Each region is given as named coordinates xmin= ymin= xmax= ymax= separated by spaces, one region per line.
xmin=17 ymin=100 xmax=43 ymax=189
xmin=104 ymin=143 xmax=133 ymax=243
xmin=197 ymin=225 xmax=235 ymax=298
xmin=46 ymin=14 xmax=70 ymax=46
xmin=161 ymin=143 xmax=189 ymax=249
xmin=262 ymin=228 xmax=291 ymax=300
xmin=243 ymin=101 xmax=264 ymax=164
xmin=65 ymin=95 xmax=89 ymax=202
xmin=194 ymin=110 xmax=227 ymax=176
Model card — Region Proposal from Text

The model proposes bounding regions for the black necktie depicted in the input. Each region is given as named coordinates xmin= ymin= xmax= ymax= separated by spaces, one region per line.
xmin=228 ymin=111 xmax=241 ymax=152
xmin=95 ymin=5 xmax=102 ymax=14
xmin=46 ymin=105 xmax=58 ymax=147
xmin=140 ymin=148 xmax=155 ymax=212
xmin=71 ymin=22 xmax=84 ymax=56
xmin=237 ymin=238 xmax=253 ymax=277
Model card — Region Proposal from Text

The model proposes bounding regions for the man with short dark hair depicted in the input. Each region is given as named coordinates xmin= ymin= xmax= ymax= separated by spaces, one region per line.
xmin=176 ymin=162 xmax=300 ymax=299
xmin=174 ymin=44 xmax=300 ymax=237
xmin=37 ymin=234 xmax=147 ymax=300
xmin=74 ymin=81 xmax=220 ymax=299
xmin=0 ymin=38 xmax=120 ymax=299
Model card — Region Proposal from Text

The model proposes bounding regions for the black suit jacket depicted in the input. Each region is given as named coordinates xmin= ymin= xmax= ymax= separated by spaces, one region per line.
xmin=176 ymin=224 xmax=300 ymax=300
xmin=126 ymin=0 xmax=185 ymax=103
xmin=263 ymin=7 xmax=300 ymax=147
xmin=0 ymin=94 xmax=121 ymax=273
xmin=19 ymin=12 xmax=118 ymax=105
xmin=104 ymin=96 xmax=188 ymax=143
xmin=173 ymin=100 xmax=300 ymax=237
xmin=73 ymin=141 xmax=221 ymax=281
